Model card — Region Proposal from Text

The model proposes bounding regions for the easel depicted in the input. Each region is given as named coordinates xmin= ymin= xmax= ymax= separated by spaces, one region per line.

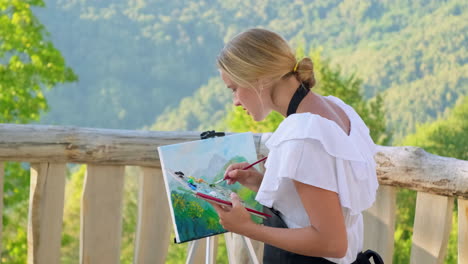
xmin=183 ymin=131 xmax=261 ymax=264
xmin=185 ymin=234 xmax=260 ymax=264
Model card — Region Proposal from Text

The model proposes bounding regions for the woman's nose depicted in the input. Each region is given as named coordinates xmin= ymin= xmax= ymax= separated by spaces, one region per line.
xmin=233 ymin=97 xmax=241 ymax=107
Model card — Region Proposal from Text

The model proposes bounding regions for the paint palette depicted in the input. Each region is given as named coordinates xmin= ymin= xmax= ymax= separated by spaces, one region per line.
xmin=167 ymin=169 xmax=271 ymax=219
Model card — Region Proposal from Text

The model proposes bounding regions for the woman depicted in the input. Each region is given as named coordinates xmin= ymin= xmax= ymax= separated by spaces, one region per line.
xmin=211 ymin=28 xmax=382 ymax=264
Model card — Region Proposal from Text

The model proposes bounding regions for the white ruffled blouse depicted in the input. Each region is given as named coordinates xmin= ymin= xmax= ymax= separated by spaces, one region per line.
xmin=255 ymin=95 xmax=378 ymax=264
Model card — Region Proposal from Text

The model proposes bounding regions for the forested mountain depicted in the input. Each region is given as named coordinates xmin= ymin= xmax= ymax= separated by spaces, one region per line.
xmin=148 ymin=77 xmax=231 ymax=132
xmin=401 ymin=96 xmax=468 ymax=159
xmin=34 ymin=0 xmax=467 ymax=141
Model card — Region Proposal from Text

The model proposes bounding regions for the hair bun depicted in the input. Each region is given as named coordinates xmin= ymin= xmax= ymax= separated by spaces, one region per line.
xmin=296 ymin=58 xmax=315 ymax=88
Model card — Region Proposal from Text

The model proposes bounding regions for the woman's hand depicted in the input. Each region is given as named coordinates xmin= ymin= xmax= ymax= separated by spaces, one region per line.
xmin=224 ymin=162 xmax=264 ymax=192
xmin=208 ymin=193 xmax=257 ymax=236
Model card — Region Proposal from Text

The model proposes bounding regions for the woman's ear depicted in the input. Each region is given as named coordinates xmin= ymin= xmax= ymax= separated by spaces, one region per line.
xmin=257 ymin=78 xmax=269 ymax=89
xmin=258 ymin=80 xmax=264 ymax=91
xmin=260 ymin=78 xmax=276 ymax=92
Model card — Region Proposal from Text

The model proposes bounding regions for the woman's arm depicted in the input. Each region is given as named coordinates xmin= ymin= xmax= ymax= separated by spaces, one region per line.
xmin=212 ymin=180 xmax=347 ymax=258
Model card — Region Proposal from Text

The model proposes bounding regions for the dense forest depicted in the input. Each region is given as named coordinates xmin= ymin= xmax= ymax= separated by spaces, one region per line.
xmin=1 ymin=0 xmax=466 ymax=263
xmin=33 ymin=0 xmax=467 ymax=142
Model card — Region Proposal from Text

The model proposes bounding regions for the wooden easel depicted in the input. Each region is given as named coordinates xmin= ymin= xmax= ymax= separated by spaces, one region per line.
xmin=185 ymin=233 xmax=260 ymax=264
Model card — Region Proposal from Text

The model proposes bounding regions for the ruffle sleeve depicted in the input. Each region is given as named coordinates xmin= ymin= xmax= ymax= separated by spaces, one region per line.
xmin=255 ymin=98 xmax=378 ymax=216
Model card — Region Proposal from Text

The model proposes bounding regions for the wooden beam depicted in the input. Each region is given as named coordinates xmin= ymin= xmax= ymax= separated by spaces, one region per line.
xmin=0 ymin=125 xmax=467 ymax=198
xmin=27 ymin=163 xmax=66 ymax=264
xmin=375 ymin=146 xmax=468 ymax=198
xmin=0 ymin=124 xmax=203 ymax=167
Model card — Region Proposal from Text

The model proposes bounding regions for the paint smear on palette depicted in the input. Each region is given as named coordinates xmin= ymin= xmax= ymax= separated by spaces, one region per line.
xmin=168 ymin=169 xmax=233 ymax=201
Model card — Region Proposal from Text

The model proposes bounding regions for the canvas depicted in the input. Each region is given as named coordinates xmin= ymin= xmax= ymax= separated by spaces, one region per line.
xmin=158 ymin=132 xmax=265 ymax=243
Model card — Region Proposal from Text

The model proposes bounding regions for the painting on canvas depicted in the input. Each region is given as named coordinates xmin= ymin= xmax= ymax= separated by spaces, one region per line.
xmin=158 ymin=132 xmax=263 ymax=243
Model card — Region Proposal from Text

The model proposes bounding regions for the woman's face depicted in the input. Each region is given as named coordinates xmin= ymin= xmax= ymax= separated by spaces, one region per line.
xmin=220 ymin=70 xmax=269 ymax=121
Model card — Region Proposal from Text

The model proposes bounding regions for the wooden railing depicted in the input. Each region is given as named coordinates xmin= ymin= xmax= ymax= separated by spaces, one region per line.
xmin=0 ymin=124 xmax=467 ymax=264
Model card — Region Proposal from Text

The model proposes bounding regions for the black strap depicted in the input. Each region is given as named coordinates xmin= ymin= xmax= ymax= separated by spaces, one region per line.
xmin=353 ymin=250 xmax=384 ymax=264
xmin=287 ymin=83 xmax=309 ymax=116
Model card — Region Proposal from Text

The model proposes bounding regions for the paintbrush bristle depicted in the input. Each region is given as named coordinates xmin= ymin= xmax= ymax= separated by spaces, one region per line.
xmin=213 ymin=178 xmax=224 ymax=185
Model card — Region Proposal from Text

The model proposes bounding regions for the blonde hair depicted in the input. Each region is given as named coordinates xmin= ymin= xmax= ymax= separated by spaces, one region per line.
xmin=217 ymin=28 xmax=315 ymax=89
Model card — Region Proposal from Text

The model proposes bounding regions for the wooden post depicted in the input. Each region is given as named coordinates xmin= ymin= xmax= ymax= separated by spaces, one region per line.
xmin=363 ymin=185 xmax=396 ymax=264
xmin=410 ymin=192 xmax=453 ymax=264
xmin=224 ymin=233 xmax=237 ymax=264
xmin=241 ymin=236 xmax=261 ymax=264
xmin=27 ymin=163 xmax=66 ymax=264
xmin=206 ymin=236 xmax=218 ymax=264
xmin=134 ymin=167 xmax=171 ymax=264
xmin=230 ymin=234 xmax=263 ymax=264
xmin=458 ymin=198 xmax=468 ymax=264
xmin=0 ymin=162 xmax=4 ymax=253
xmin=80 ymin=165 xmax=125 ymax=264
xmin=187 ymin=238 xmax=206 ymax=264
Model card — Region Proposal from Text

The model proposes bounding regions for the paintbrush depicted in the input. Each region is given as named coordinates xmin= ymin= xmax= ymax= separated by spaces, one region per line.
xmin=212 ymin=156 xmax=268 ymax=185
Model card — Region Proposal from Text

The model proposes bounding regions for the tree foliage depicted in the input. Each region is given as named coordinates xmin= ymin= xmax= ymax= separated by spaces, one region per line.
xmin=0 ymin=1 xmax=76 ymax=262
xmin=400 ymin=96 xmax=468 ymax=160
xmin=0 ymin=0 xmax=76 ymax=123
xmin=391 ymin=97 xmax=467 ymax=264
xmin=32 ymin=0 xmax=466 ymax=142
xmin=150 ymin=77 xmax=232 ymax=132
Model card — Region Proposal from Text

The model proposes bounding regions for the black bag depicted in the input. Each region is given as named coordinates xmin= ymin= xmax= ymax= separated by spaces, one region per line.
xmin=353 ymin=250 xmax=384 ymax=264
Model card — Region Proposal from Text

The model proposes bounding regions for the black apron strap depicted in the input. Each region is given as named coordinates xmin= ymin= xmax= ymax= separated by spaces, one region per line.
xmin=352 ymin=249 xmax=384 ymax=264
xmin=286 ymin=83 xmax=309 ymax=116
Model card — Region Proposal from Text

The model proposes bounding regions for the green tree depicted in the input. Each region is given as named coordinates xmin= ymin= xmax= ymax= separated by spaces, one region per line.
xmin=0 ymin=0 xmax=77 ymax=123
xmin=0 ymin=1 xmax=76 ymax=262
xmin=400 ymin=96 xmax=468 ymax=160
xmin=393 ymin=96 xmax=467 ymax=264
xmin=60 ymin=165 xmax=85 ymax=263
xmin=1 ymin=163 xmax=29 ymax=263
xmin=36 ymin=0 xmax=466 ymax=141
xmin=150 ymin=77 xmax=232 ymax=132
